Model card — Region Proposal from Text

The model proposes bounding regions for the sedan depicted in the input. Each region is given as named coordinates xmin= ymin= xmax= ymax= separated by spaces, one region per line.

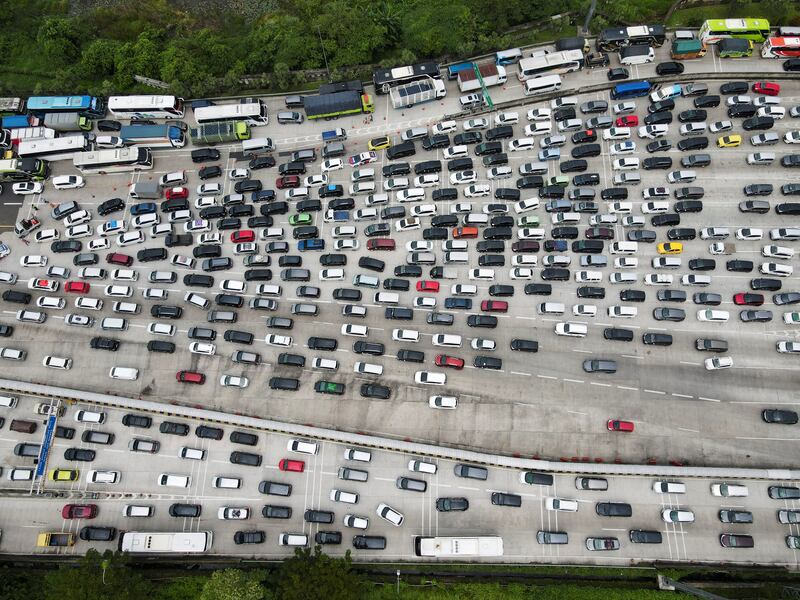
xmin=607 ymin=419 xmax=634 ymax=432
xmin=348 ymin=151 xmax=377 ymax=167
xmin=61 ymin=504 xmax=98 ymax=519
xmin=434 ymin=354 xmax=464 ymax=370
xmin=762 ymin=409 xmax=798 ymax=424
xmin=733 ymin=293 xmax=764 ymax=306
xmin=740 ymin=309 xmax=772 ymax=322
xmin=586 ymin=537 xmax=620 ymax=551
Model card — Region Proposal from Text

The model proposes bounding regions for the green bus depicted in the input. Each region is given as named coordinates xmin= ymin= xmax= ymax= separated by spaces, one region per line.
xmin=699 ymin=18 xmax=770 ymax=44
xmin=718 ymin=38 xmax=754 ymax=58
xmin=670 ymin=39 xmax=707 ymax=60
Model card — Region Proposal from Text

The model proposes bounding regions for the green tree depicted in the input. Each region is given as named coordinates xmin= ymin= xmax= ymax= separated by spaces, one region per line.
xmin=199 ymin=569 xmax=267 ymax=600
xmin=43 ymin=549 xmax=151 ymax=600
xmin=0 ymin=565 xmax=44 ymax=600
xmin=36 ymin=16 xmax=83 ymax=66
xmin=79 ymin=39 xmax=120 ymax=80
xmin=272 ymin=546 xmax=364 ymax=600
xmin=272 ymin=62 xmax=293 ymax=90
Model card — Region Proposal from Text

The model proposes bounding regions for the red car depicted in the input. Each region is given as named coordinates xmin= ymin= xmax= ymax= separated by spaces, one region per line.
xmin=176 ymin=370 xmax=205 ymax=384
xmin=278 ymin=458 xmax=305 ymax=472
xmin=64 ymin=281 xmax=90 ymax=294
xmin=366 ymin=238 xmax=395 ymax=251
xmin=481 ymin=300 xmax=508 ymax=313
xmin=61 ymin=504 xmax=98 ymax=519
xmin=231 ymin=230 xmax=255 ymax=243
xmin=753 ymin=81 xmax=780 ymax=96
xmin=276 ymin=175 xmax=300 ymax=189
xmin=607 ymin=419 xmax=634 ymax=432
xmin=105 ymin=252 xmax=133 ymax=266
xmin=416 ymin=280 xmax=439 ymax=292
xmin=165 ymin=186 xmax=189 ymax=200
xmin=733 ymin=292 xmax=764 ymax=306
xmin=615 ymin=115 xmax=638 ymax=127
xmin=435 ymin=354 xmax=465 ymax=370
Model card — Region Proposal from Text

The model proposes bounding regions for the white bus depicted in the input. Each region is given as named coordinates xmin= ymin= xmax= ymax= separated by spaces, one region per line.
xmin=414 ymin=536 xmax=503 ymax=557
xmin=107 ymin=95 xmax=185 ymax=119
xmin=194 ymin=101 xmax=269 ymax=126
xmin=119 ymin=531 xmax=212 ymax=554
xmin=523 ymin=74 xmax=562 ymax=96
xmin=517 ymin=49 xmax=584 ymax=81
xmin=73 ymin=146 xmax=153 ymax=175
xmin=17 ymin=135 xmax=92 ymax=161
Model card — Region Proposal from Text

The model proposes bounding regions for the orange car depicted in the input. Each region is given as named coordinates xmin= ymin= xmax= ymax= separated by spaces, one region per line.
xmin=453 ymin=226 xmax=478 ymax=239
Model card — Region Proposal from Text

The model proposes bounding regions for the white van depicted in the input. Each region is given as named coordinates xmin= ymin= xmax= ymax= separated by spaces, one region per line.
xmin=538 ymin=302 xmax=565 ymax=315
xmin=123 ymin=505 xmax=154 ymax=517
xmin=312 ymin=357 xmax=338 ymax=371
xmin=608 ymin=305 xmax=638 ymax=318
xmin=373 ymin=292 xmax=399 ymax=304
xmin=350 ymin=182 xmax=375 ymax=195
xmin=619 ymin=44 xmax=655 ymax=65
xmin=353 ymin=274 xmax=379 ymax=288
xmin=408 ymin=459 xmax=437 ymax=474
xmin=393 ymin=329 xmax=420 ymax=342
xmin=75 ymin=410 xmax=106 ymax=424
xmin=288 ymin=439 xmax=318 ymax=454
xmin=344 ymin=448 xmax=372 ymax=462
xmin=213 ymin=476 xmax=241 ymax=489
xmin=432 ymin=334 xmax=462 ymax=347
xmin=469 ymin=268 xmax=494 ymax=280
xmin=610 ymin=272 xmax=638 ymax=283
xmin=158 ymin=473 xmax=190 ymax=488
xmin=101 ymin=317 xmax=128 ymax=331
xmin=354 ymin=362 xmax=383 ymax=376
xmin=0 ymin=395 xmax=18 ymax=408
xmin=278 ymin=534 xmax=308 ymax=546
xmin=523 ymin=74 xmax=562 ymax=96
xmin=241 ymin=137 xmax=273 ymax=154
xmin=464 ymin=213 xmax=489 ymax=226
xmin=444 ymin=251 xmax=469 ymax=263
xmin=109 ymin=367 xmax=139 ymax=380
xmin=179 ymin=447 xmax=205 ymax=460
xmin=452 ymin=283 xmax=477 ymax=295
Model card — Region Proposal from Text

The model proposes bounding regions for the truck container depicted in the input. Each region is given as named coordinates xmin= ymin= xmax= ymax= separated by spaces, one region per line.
xmin=7 ymin=127 xmax=57 ymax=144
xmin=390 ymin=79 xmax=447 ymax=109
xmin=457 ymin=63 xmax=508 ymax=93
xmin=120 ymin=124 xmax=185 ymax=148
xmin=304 ymin=91 xmax=374 ymax=120
xmin=37 ymin=532 xmax=76 ymax=547
xmin=670 ymin=39 xmax=707 ymax=60
xmin=718 ymin=38 xmax=753 ymax=58
xmin=129 ymin=182 xmax=161 ymax=199
xmin=0 ymin=97 xmax=25 ymax=115
xmin=189 ymin=121 xmax=250 ymax=145
xmin=1 ymin=115 xmax=37 ymax=129
xmin=43 ymin=112 xmax=92 ymax=133
xmin=447 ymin=62 xmax=475 ymax=80
xmin=322 ymin=128 xmax=347 ymax=142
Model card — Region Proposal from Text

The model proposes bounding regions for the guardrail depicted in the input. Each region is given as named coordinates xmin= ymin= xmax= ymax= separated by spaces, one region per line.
xmin=2 ymin=378 xmax=797 ymax=482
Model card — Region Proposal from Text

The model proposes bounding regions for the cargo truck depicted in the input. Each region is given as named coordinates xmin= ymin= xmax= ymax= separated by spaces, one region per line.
xmin=457 ymin=64 xmax=508 ymax=93
xmin=390 ymin=79 xmax=447 ymax=109
xmin=303 ymin=91 xmax=374 ymax=120
xmin=37 ymin=532 xmax=76 ymax=547
xmin=0 ymin=115 xmax=38 ymax=129
xmin=120 ymin=124 xmax=185 ymax=148
xmin=190 ymin=121 xmax=250 ymax=145
xmin=7 ymin=127 xmax=57 ymax=144
xmin=43 ymin=112 xmax=91 ymax=133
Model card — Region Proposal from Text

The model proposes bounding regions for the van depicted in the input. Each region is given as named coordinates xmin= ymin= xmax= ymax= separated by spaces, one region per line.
xmin=620 ymin=44 xmax=655 ymax=65
xmin=353 ymin=274 xmax=379 ymax=288
xmin=452 ymin=284 xmax=477 ymax=295
xmin=257 ymin=284 xmax=282 ymax=296
xmin=576 ymin=477 xmax=609 ymax=490
xmin=242 ymin=137 xmax=274 ymax=154
xmin=374 ymin=292 xmax=399 ymax=304
xmin=213 ymin=476 xmax=242 ymax=489
xmin=113 ymin=301 xmax=140 ymax=315
xmin=278 ymin=534 xmax=308 ymax=547
xmin=109 ymin=367 xmax=139 ymax=380
xmin=444 ymin=251 xmax=469 ymax=263
xmin=433 ymin=334 xmax=462 ymax=347
xmin=613 ymin=172 xmax=641 ymax=186
xmin=338 ymin=467 xmax=368 ymax=482
xmin=129 ymin=182 xmax=160 ymax=200
xmin=464 ymin=213 xmax=489 ymax=227
xmin=350 ymin=182 xmax=375 ymax=195
xmin=539 ymin=302 xmax=565 ymax=314
xmin=158 ymin=473 xmax=190 ymax=488
xmin=313 ymin=357 xmax=338 ymax=371
xmin=344 ymin=448 xmax=372 ymax=462
xmin=75 ymin=410 xmax=106 ymax=424
xmin=101 ymin=317 xmax=128 ymax=331
xmin=123 ymin=505 xmax=154 ymax=517
xmin=354 ymin=362 xmax=383 ymax=376
xmin=653 ymin=256 xmax=681 ymax=268
xmin=523 ymin=74 xmax=562 ymax=96
xmin=610 ymin=272 xmax=637 ymax=283
xmin=610 ymin=241 xmax=638 ymax=254
xmin=208 ymin=310 xmax=236 ymax=323
xmin=10 ymin=419 xmax=37 ymax=434
xmin=179 ymin=447 xmax=205 ymax=460
xmin=608 ymin=305 xmax=637 ymax=318
xmin=291 ymin=303 xmax=317 ymax=316
xmin=537 ymin=531 xmax=569 ymax=545
xmin=0 ymin=395 xmax=18 ymax=408
xmin=469 ymin=268 xmax=494 ymax=280
xmin=323 ymin=141 xmax=345 ymax=159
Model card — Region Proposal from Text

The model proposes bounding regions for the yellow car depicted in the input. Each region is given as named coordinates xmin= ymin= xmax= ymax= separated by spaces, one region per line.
xmin=717 ymin=134 xmax=741 ymax=148
xmin=657 ymin=242 xmax=683 ymax=255
xmin=367 ymin=136 xmax=391 ymax=151
xmin=49 ymin=469 xmax=79 ymax=482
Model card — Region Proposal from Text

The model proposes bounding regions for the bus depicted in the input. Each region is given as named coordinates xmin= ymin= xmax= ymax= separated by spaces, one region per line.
xmin=73 ymin=146 xmax=153 ymax=175
xmin=597 ymin=25 xmax=667 ymax=51
xmin=698 ymin=18 xmax=770 ymax=44
xmin=372 ymin=61 xmax=441 ymax=94
xmin=495 ymin=48 xmax=523 ymax=65
xmin=414 ymin=536 xmax=503 ymax=557
xmin=0 ymin=97 xmax=24 ymax=116
xmin=108 ymin=95 xmax=185 ymax=119
xmin=762 ymin=37 xmax=800 ymax=58
xmin=17 ymin=135 xmax=92 ymax=161
xmin=119 ymin=124 xmax=185 ymax=148
xmin=194 ymin=101 xmax=268 ymax=126
xmin=523 ymin=74 xmax=562 ymax=96
xmin=610 ymin=80 xmax=653 ymax=100
xmin=26 ymin=95 xmax=105 ymax=118
xmin=718 ymin=38 xmax=754 ymax=58
xmin=119 ymin=532 xmax=212 ymax=554
xmin=517 ymin=49 xmax=584 ymax=81
xmin=0 ymin=158 xmax=50 ymax=182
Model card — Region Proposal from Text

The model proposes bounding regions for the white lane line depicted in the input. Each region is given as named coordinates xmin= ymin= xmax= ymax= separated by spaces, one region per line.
xmin=672 ymin=393 xmax=693 ymax=399
xmin=590 ymin=382 xmax=612 ymax=387
xmin=678 ymin=428 xmax=700 ymax=433
xmin=679 ymin=361 xmax=701 ymax=366
xmin=730 ymin=401 xmax=800 ymax=405
xmin=563 ymin=378 xmax=584 ymax=384
xmin=537 ymin=374 xmax=558 ymax=380
xmin=374 ymin=477 xmax=394 ymax=482
xmin=736 ymin=436 xmax=800 ymax=441
xmin=699 ymin=396 xmax=722 ymax=403
xmin=459 ymin=486 xmax=480 ymax=491
xmin=644 ymin=389 xmax=666 ymax=395
xmin=572 ymin=349 xmax=592 ymax=354
xmin=567 ymin=410 xmax=587 ymax=416
xmin=510 ymin=371 xmax=531 ymax=376
xmin=621 ymin=354 xmax=642 ymax=359
xmin=617 ymin=385 xmax=639 ymax=391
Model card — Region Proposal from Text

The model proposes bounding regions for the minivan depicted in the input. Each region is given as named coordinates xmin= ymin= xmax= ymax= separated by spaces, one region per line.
xmin=338 ymin=467 xmax=369 ymax=482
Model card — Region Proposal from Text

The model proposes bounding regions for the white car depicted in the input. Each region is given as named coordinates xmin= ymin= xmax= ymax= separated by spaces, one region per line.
xmin=266 ymin=334 xmax=292 ymax=347
xmin=709 ymin=120 xmax=732 ymax=133
xmin=414 ymin=174 xmax=439 ymax=188
xmin=662 ymin=509 xmax=695 ymax=523
xmin=35 ymin=228 xmax=59 ymax=242
xmin=304 ymin=174 xmax=328 ymax=187
xmin=66 ymin=224 xmax=93 ymax=239
xmin=495 ymin=111 xmax=519 ymax=125
xmin=334 ymin=239 xmax=359 ymax=251
xmin=554 ymin=322 xmax=588 ymax=337
xmin=64 ymin=210 xmax=91 ymax=227
xmin=777 ymin=341 xmax=800 ymax=354
xmin=527 ymin=108 xmax=551 ymax=121
xmin=464 ymin=184 xmax=490 ymax=198
xmin=429 ymin=395 xmax=457 ymax=409
xmin=197 ymin=183 xmax=221 ymax=195
xmin=117 ymin=231 xmax=145 ymax=247
xmin=572 ymin=304 xmax=597 ymax=317
xmin=376 ymin=503 xmax=404 ymax=526
xmin=53 ymin=175 xmax=86 ymax=190
xmin=757 ymin=105 xmax=785 ymax=120
xmin=452 ymin=202 xmax=472 ymax=214
xmin=88 ymin=237 xmax=110 ymax=250
xmin=414 ymin=370 xmax=445 ymax=385
xmin=406 ymin=240 xmax=432 ymax=252
xmin=510 ymin=267 xmax=533 ymax=280
xmin=184 ymin=219 xmax=210 ymax=233
xmin=195 ymin=196 xmax=217 ymax=209
xmin=736 ymin=228 xmax=763 ymax=240
xmin=610 ymin=141 xmax=636 ymax=155
xmin=321 ymin=158 xmax=344 ymax=173
xmin=785 ymin=131 xmax=800 ymax=144
xmin=545 ymin=497 xmax=578 ymax=512
xmin=132 ymin=213 xmax=159 ymax=229
xmin=613 ymin=101 xmax=636 ymax=114
xmin=220 ymin=279 xmax=246 ymax=293
xmin=514 ymin=198 xmax=539 ymax=214
xmin=220 ymin=374 xmax=249 ymax=388
xmin=433 ymin=120 xmax=457 ymax=134
xmin=319 ymin=268 xmax=344 ymax=281
xmin=508 ymin=137 xmax=535 ymax=152
xmin=450 ymin=170 xmax=477 ymax=185
xmin=95 ymin=135 xmax=125 ymax=149
xmin=471 ymin=338 xmax=496 ymax=351
xmin=65 ymin=313 xmax=92 ymax=327
xmin=98 ymin=220 xmax=127 ymax=237
xmin=217 ymin=506 xmax=250 ymax=520
xmin=487 ymin=166 xmax=512 ymax=180
xmin=704 ymin=356 xmax=733 ymax=370
xmin=463 ymin=118 xmax=489 ymax=131
xmin=343 ymin=514 xmax=369 ymax=529
xmin=199 ymin=232 xmax=221 ymax=245
xmin=12 ymin=181 xmax=43 ymax=195
xmin=228 ymin=168 xmax=250 ymax=180
xmin=21 ymin=255 xmax=47 ymax=267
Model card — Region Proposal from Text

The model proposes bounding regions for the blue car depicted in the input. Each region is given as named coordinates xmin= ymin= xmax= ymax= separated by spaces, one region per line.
xmin=298 ymin=238 xmax=325 ymax=251
xmin=130 ymin=202 xmax=157 ymax=216
xmin=444 ymin=297 xmax=472 ymax=310
xmin=544 ymin=239 xmax=568 ymax=252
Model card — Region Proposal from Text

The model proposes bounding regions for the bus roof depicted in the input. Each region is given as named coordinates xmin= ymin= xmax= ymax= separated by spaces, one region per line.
xmin=108 ymin=95 xmax=180 ymax=110
xmin=705 ymin=17 xmax=769 ymax=29
xmin=26 ymin=96 xmax=93 ymax=111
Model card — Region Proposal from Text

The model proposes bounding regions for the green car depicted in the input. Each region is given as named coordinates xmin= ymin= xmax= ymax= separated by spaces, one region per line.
xmin=517 ymin=215 xmax=540 ymax=227
xmin=546 ymin=175 xmax=569 ymax=187
xmin=314 ymin=380 xmax=345 ymax=395
xmin=289 ymin=213 xmax=312 ymax=226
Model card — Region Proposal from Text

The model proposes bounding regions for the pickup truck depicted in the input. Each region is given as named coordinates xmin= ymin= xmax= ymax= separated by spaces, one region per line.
xmin=37 ymin=532 xmax=76 ymax=547
xmin=323 ymin=210 xmax=350 ymax=223
xmin=322 ymin=128 xmax=347 ymax=142
xmin=709 ymin=242 xmax=736 ymax=255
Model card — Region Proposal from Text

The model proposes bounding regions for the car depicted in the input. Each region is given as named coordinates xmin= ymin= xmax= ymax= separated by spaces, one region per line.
xmin=607 ymin=68 xmax=628 ymax=81
xmin=278 ymin=458 xmax=305 ymax=472
xmin=62 ymin=504 xmax=98 ymax=519
xmin=656 ymin=61 xmax=684 ymax=75
xmin=586 ymin=537 xmax=620 ymax=551
xmin=435 ymin=497 xmax=469 ymax=512
xmin=762 ymin=409 xmax=799 ymax=424
xmin=583 ymin=359 xmax=616 ymax=373
xmin=753 ymin=81 xmax=780 ymax=96
xmin=607 ymin=419 xmax=634 ymax=432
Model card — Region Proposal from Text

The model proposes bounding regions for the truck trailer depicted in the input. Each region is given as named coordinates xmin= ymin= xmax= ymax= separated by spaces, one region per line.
xmin=303 ymin=91 xmax=374 ymax=120
xmin=390 ymin=79 xmax=447 ymax=109
xmin=42 ymin=112 xmax=91 ymax=133
xmin=457 ymin=63 xmax=508 ymax=93
xmin=120 ymin=124 xmax=186 ymax=148
xmin=189 ymin=121 xmax=250 ymax=145
xmin=7 ymin=127 xmax=57 ymax=144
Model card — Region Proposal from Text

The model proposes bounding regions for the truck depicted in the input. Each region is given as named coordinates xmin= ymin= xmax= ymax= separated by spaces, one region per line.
xmin=7 ymin=127 xmax=57 ymax=144
xmin=390 ymin=79 xmax=447 ymax=109
xmin=303 ymin=91 xmax=374 ymax=120
xmin=457 ymin=63 xmax=508 ymax=93
xmin=0 ymin=115 xmax=37 ymax=129
xmin=318 ymin=80 xmax=363 ymax=95
xmin=43 ymin=112 xmax=91 ymax=133
xmin=322 ymin=128 xmax=347 ymax=142
xmin=37 ymin=532 xmax=76 ymax=547
xmin=189 ymin=121 xmax=250 ymax=145
xmin=120 ymin=124 xmax=185 ymax=149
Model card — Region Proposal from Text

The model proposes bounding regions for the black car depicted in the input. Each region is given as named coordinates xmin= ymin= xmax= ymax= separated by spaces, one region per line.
xmin=525 ymin=283 xmax=552 ymax=295
xmin=190 ymin=148 xmax=221 ymax=164
xmin=360 ymin=383 xmax=390 ymax=399
xmin=169 ymin=503 xmax=201 ymax=518
xmin=97 ymin=120 xmax=122 ymax=132
xmin=693 ymin=292 xmax=721 ymax=305
xmin=98 ymin=197 xmax=125 ymax=216
xmin=728 ymin=103 xmax=757 ymax=118
xmin=79 ymin=526 xmax=117 ymax=541
xmin=454 ymin=131 xmax=482 ymax=145
xmin=643 ymin=156 xmax=672 ymax=170
xmin=573 ymin=173 xmax=600 ymax=186
xmin=657 ymin=289 xmax=686 ymax=302
xmin=577 ymin=286 xmax=605 ymax=299
xmin=90 ymin=336 xmax=120 ymax=351
xmin=383 ymin=163 xmax=411 ymax=177
xmin=51 ymin=240 xmax=82 ymax=253
xmin=694 ymin=95 xmax=721 ymax=108
xmin=198 ymin=165 xmax=222 ymax=179
xmin=603 ymin=328 xmax=633 ymax=342
xmin=667 ymin=227 xmax=696 ymax=241
xmin=510 ymin=339 xmax=538 ymax=352
xmin=656 ymin=61 xmax=684 ymax=76
xmin=308 ymin=336 xmax=337 ymax=351
xmin=742 ymin=116 xmax=774 ymax=131
xmin=644 ymin=111 xmax=672 ymax=126
xmin=572 ymin=130 xmax=597 ymax=144
xmin=65 ymin=448 xmax=96 ymax=461
xmin=620 ymin=289 xmax=645 ymax=302
xmin=396 ymin=349 xmax=424 ymax=363
xmin=678 ymin=109 xmax=707 ymax=123
xmin=595 ymin=502 xmax=632 ymax=517
xmin=647 ymin=139 xmax=672 ymax=153
xmin=744 ymin=184 xmax=773 ymax=197
xmin=196 ymin=425 xmax=223 ymax=440
xmin=352 ymin=535 xmax=386 ymax=550
xmin=160 ymin=421 xmax=190 ymax=436
xmin=726 ymin=259 xmax=753 ymax=272
xmin=642 ymin=332 xmax=673 ymax=346
xmin=628 ymin=229 xmax=656 ymax=242
xmin=720 ymin=81 xmax=748 ymax=95
xmin=688 ymin=258 xmax=715 ymax=271
xmin=648 ymin=99 xmax=674 ymax=113
xmin=762 ymin=409 xmax=799 ymax=425
xmin=422 ymin=134 xmax=450 ymax=150
xmin=467 ymin=315 xmax=497 ymax=328
xmin=607 ymin=67 xmax=628 ymax=80
xmin=435 ymin=497 xmax=469 ymax=512
xmin=234 ymin=530 xmax=265 ymax=545
xmin=674 ymin=200 xmax=703 ymax=213
xmin=629 ymin=530 xmax=662 ymax=544
xmin=315 ymin=531 xmax=342 ymax=545
xmin=677 ymin=137 xmax=708 ymax=151
xmin=249 ymin=155 xmax=276 ymax=170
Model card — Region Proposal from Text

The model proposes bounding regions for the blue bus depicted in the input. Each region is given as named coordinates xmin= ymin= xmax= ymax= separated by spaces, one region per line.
xmin=447 ymin=62 xmax=474 ymax=80
xmin=610 ymin=81 xmax=652 ymax=100
xmin=26 ymin=95 xmax=106 ymax=118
